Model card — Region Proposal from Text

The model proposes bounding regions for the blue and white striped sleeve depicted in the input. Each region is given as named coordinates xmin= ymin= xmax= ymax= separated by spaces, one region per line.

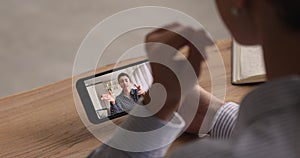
xmin=209 ymin=102 xmax=239 ymax=139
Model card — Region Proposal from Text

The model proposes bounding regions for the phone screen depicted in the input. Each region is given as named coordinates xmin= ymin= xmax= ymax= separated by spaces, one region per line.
xmin=79 ymin=60 xmax=152 ymax=121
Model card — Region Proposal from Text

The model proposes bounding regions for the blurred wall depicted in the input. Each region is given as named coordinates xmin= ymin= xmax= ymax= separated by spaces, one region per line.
xmin=0 ymin=0 xmax=230 ymax=97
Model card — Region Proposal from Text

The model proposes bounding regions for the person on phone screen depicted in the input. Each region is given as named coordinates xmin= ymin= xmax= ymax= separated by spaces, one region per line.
xmin=101 ymin=73 xmax=145 ymax=115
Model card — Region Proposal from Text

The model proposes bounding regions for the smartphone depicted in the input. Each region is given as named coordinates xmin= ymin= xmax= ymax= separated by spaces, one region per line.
xmin=76 ymin=60 xmax=152 ymax=124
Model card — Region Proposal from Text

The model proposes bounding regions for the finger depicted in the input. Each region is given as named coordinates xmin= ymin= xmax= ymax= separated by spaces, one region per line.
xmin=186 ymin=30 xmax=213 ymax=77
xmin=188 ymin=30 xmax=213 ymax=60
xmin=147 ymin=23 xmax=183 ymax=42
xmin=101 ymin=96 xmax=111 ymax=101
xmin=149 ymin=23 xmax=181 ymax=35
xmin=146 ymin=25 xmax=195 ymax=51
xmin=134 ymin=84 xmax=141 ymax=90
xmin=187 ymin=43 xmax=204 ymax=77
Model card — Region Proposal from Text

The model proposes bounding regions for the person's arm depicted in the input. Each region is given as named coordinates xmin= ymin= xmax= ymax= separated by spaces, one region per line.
xmin=183 ymin=85 xmax=240 ymax=139
xmin=101 ymin=92 xmax=123 ymax=115
xmin=88 ymin=97 xmax=239 ymax=158
xmin=87 ymin=24 xmax=223 ymax=158
xmin=110 ymin=101 xmax=123 ymax=115
xmin=87 ymin=110 xmax=185 ymax=158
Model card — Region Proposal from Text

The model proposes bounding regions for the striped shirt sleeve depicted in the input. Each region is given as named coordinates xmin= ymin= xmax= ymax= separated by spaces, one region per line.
xmin=209 ymin=102 xmax=239 ymax=139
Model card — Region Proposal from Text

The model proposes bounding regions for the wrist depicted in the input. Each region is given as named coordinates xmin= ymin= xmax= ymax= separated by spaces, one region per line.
xmin=184 ymin=86 xmax=224 ymax=134
xmin=154 ymin=98 xmax=181 ymax=121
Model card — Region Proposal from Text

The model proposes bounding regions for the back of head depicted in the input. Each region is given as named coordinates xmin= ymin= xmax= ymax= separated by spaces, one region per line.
xmin=267 ymin=0 xmax=300 ymax=31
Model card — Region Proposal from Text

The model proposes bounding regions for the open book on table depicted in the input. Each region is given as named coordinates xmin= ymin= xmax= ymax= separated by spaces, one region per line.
xmin=232 ymin=40 xmax=266 ymax=84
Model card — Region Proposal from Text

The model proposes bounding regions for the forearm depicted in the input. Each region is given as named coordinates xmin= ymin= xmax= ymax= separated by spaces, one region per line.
xmin=88 ymin=109 xmax=185 ymax=158
xmin=88 ymin=144 xmax=169 ymax=158
xmin=182 ymin=85 xmax=239 ymax=139
xmin=87 ymin=116 xmax=170 ymax=158
xmin=184 ymin=85 xmax=224 ymax=135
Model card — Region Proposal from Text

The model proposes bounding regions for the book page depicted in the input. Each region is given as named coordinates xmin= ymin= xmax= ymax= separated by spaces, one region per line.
xmin=240 ymin=46 xmax=266 ymax=79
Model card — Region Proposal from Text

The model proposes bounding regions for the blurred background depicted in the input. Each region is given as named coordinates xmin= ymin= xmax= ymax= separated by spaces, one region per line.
xmin=0 ymin=0 xmax=230 ymax=98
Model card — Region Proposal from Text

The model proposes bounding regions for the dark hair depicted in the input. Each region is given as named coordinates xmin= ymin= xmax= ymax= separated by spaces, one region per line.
xmin=117 ymin=73 xmax=131 ymax=83
xmin=267 ymin=0 xmax=300 ymax=31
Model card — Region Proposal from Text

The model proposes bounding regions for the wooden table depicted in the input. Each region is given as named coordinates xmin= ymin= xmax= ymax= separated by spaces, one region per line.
xmin=0 ymin=39 xmax=256 ymax=158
